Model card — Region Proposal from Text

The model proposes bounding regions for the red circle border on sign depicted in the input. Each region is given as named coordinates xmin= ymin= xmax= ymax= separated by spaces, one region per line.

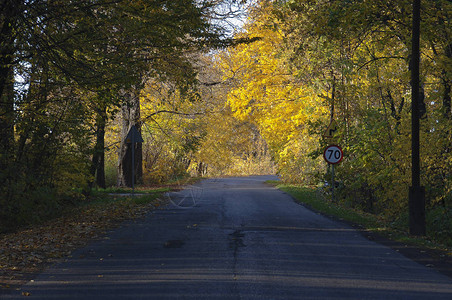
xmin=323 ymin=145 xmax=344 ymax=164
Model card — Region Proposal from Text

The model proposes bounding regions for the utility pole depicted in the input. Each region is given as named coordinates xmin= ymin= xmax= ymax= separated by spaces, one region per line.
xmin=409 ymin=0 xmax=426 ymax=235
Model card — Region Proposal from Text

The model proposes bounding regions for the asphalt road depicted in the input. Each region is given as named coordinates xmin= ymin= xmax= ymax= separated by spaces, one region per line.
xmin=4 ymin=175 xmax=452 ymax=299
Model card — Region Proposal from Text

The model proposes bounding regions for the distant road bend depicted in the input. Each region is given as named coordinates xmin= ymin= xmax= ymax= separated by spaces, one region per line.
xmin=4 ymin=176 xmax=452 ymax=299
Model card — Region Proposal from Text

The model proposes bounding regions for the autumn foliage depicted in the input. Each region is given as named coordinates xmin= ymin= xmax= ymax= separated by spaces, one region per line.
xmin=0 ymin=0 xmax=451 ymax=244
xmin=214 ymin=0 xmax=451 ymax=242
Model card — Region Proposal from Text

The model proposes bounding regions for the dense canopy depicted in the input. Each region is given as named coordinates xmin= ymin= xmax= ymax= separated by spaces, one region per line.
xmin=0 ymin=0 xmax=451 ymax=244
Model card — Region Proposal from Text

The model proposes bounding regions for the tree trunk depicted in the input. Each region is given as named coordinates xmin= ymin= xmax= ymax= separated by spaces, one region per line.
xmin=443 ymin=43 xmax=452 ymax=119
xmin=117 ymin=90 xmax=143 ymax=187
xmin=89 ymin=106 xmax=107 ymax=189
xmin=443 ymin=78 xmax=451 ymax=119
xmin=0 ymin=67 xmax=15 ymax=168
xmin=0 ymin=1 xmax=20 ymax=169
xmin=95 ymin=108 xmax=107 ymax=189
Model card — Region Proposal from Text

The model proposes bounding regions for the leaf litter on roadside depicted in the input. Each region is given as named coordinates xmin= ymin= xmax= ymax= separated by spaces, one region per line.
xmin=0 ymin=195 xmax=168 ymax=290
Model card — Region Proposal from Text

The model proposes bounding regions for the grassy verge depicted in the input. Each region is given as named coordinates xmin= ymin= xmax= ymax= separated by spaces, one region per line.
xmin=89 ymin=187 xmax=170 ymax=203
xmin=268 ymin=181 xmax=451 ymax=253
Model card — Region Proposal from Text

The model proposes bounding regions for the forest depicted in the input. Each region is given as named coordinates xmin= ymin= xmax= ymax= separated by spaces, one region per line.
xmin=0 ymin=0 xmax=451 ymax=243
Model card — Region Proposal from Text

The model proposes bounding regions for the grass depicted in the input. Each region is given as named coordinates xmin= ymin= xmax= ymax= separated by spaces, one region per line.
xmin=92 ymin=186 xmax=170 ymax=195
xmin=276 ymin=184 xmax=383 ymax=229
xmin=88 ymin=187 xmax=170 ymax=206
xmin=269 ymin=181 xmax=451 ymax=252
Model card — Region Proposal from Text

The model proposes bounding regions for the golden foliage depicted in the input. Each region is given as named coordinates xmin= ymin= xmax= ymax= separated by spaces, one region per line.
xmin=217 ymin=2 xmax=328 ymax=182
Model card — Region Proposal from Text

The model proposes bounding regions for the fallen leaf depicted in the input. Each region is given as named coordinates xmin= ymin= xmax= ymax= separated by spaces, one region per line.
xmin=0 ymin=196 xmax=168 ymax=290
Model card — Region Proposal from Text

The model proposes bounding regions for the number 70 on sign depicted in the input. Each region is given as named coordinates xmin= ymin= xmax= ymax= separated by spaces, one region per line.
xmin=323 ymin=145 xmax=343 ymax=164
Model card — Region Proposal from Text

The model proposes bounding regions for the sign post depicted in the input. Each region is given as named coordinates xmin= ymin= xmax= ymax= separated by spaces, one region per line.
xmin=125 ymin=125 xmax=144 ymax=194
xmin=323 ymin=145 xmax=343 ymax=202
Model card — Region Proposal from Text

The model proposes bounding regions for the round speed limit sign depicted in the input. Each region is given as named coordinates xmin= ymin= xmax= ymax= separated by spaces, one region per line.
xmin=323 ymin=145 xmax=343 ymax=164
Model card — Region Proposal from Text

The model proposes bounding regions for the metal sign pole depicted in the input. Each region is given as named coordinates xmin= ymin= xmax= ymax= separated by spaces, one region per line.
xmin=131 ymin=127 xmax=135 ymax=195
xmin=323 ymin=145 xmax=343 ymax=203
xmin=331 ymin=164 xmax=335 ymax=203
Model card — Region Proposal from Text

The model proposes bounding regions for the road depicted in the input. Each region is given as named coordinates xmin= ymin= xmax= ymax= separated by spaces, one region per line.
xmin=3 ymin=176 xmax=452 ymax=299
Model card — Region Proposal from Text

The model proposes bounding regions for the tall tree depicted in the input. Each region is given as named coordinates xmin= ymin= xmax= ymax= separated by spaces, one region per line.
xmin=218 ymin=1 xmax=328 ymax=182
xmin=0 ymin=0 xmax=243 ymax=229
xmin=112 ymin=0 xmax=254 ymax=187
xmin=217 ymin=0 xmax=452 ymax=227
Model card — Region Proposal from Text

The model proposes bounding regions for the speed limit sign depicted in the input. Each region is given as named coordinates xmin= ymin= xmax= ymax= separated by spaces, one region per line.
xmin=323 ymin=145 xmax=343 ymax=164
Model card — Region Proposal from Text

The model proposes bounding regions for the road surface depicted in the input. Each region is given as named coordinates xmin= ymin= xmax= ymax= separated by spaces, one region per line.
xmin=4 ymin=176 xmax=452 ymax=299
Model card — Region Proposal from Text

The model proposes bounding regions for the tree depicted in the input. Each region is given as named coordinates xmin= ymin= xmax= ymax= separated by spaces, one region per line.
xmin=217 ymin=0 xmax=328 ymax=182
xmin=0 ymin=0 xmax=244 ymax=230
xmin=271 ymin=0 xmax=452 ymax=222
xmin=214 ymin=0 xmax=452 ymax=240
xmin=132 ymin=52 xmax=275 ymax=181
